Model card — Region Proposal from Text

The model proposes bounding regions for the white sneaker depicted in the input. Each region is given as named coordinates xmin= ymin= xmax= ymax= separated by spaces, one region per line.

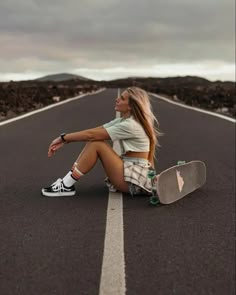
xmin=41 ymin=178 xmax=76 ymax=197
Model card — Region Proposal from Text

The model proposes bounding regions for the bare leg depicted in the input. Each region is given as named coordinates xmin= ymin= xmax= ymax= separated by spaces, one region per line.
xmin=74 ymin=141 xmax=129 ymax=193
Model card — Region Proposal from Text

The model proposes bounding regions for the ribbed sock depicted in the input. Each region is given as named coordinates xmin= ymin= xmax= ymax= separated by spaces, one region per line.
xmin=71 ymin=167 xmax=84 ymax=181
xmin=62 ymin=164 xmax=84 ymax=187
xmin=71 ymin=162 xmax=78 ymax=172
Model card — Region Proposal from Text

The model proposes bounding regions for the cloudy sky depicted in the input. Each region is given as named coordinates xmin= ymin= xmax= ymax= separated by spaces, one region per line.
xmin=0 ymin=0 xmax=235 ymax=82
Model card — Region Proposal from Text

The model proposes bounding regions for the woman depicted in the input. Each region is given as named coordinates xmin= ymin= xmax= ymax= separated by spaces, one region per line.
xmin=41 ymin=87 xmax=162 ymax=197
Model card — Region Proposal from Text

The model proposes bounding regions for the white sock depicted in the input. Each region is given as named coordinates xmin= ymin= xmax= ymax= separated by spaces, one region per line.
xmin=62 ymin=171 xmax=77 ymax=188
xmin=62 ymin=168 xmax=84 ymax=187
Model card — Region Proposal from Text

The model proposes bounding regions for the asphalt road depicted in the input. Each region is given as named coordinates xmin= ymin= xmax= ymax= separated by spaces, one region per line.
xmin=0 ymin=88 xmax=235 ymax=295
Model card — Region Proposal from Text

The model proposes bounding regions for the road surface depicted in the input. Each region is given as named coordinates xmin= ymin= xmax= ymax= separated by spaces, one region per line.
xmin=0 ymin=88 xmax=235 ymax=295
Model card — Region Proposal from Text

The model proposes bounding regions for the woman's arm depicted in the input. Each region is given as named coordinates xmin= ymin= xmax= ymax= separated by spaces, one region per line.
xmin=64 ymin=126 xmax=110 ymax=142
xmin=47 ymin=126 xmax=110 ymax=157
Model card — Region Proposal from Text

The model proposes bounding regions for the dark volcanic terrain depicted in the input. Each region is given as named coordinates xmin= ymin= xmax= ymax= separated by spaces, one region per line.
xmin=0 ymin=75 xmax=235 ymax=122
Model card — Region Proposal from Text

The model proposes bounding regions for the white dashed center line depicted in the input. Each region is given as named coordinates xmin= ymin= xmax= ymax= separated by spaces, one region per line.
xmin=99 ymin=89 xmax=126 ymax=295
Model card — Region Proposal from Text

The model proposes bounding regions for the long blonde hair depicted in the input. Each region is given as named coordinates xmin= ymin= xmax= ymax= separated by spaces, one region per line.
xmin=126 ymin=87 xmax=162 ymax=165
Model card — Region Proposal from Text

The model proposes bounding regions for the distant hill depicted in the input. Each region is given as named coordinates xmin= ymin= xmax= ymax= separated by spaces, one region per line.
xmin=111 ymin=75 xmax=211 ymax=84
xmin=35 ymin=73 xmax=93 ymax=82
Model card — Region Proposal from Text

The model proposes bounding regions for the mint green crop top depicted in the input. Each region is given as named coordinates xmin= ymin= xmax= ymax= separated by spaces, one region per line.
xmin=103 ymin=116 xmax=150 ymax=155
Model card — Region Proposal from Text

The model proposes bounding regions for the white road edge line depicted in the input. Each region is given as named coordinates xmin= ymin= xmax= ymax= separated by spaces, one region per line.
xmin=99 ymin=89 xmax=126 ymax=295
xmin=150 ymin=92 xmax=236 ymax=123
xmin=0 ymin=88 xmax=106 ymax=127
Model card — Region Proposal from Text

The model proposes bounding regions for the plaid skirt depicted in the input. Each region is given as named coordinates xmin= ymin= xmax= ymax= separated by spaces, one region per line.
xmin=105 ymin=156 xmax=153 ymax=196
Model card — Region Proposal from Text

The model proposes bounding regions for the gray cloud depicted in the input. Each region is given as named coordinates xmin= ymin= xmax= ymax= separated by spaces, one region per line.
xmin=0 ymin=0 xmax=235 ymax=81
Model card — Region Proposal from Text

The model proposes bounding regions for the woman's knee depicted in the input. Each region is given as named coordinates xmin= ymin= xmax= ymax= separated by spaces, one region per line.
xmin=85 ymin=140 xmax=107 ymax=149
xmin=85 ymin=141 xmax=129 ymax=192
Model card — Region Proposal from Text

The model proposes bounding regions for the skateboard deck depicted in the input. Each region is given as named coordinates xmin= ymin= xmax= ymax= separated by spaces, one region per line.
xmin=154 ymin=161 xmax=206 ymax=204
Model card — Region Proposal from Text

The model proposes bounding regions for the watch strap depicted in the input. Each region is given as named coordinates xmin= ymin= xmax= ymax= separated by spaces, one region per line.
xmin=60 ymin=133 xmax=66 ymax=142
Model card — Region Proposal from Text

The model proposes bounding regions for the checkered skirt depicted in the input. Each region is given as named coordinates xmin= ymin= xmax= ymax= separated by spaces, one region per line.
xmin=123 ymin=160 xmax=152 ymax=192
xmin=105 ymin=158 xmax=153 ymax=195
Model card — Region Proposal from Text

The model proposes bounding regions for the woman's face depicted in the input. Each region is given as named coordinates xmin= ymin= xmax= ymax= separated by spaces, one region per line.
xmin=115 ymin=91 xmax=131 ymax=115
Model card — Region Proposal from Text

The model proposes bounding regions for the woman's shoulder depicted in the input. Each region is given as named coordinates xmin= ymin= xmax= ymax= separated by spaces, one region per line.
xmin=123 ymin=115 xmax=136 ymax=123
xmin=127 ymin=116 xmax=142 ymax=127
xmin=117 ymin=116 xmax=144 ymax=132
xmin=120 ymin=116 xmax=138 ymax=127
xmin=123 ymin=116 xmax=147 ymax=135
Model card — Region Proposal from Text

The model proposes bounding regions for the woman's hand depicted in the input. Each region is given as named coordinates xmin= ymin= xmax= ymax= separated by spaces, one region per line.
xmin=48 ymin=137 xmax=64 ymax=157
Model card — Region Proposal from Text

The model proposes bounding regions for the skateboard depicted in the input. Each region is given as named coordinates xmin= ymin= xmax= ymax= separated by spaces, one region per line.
xmin=148 ymin=161 xmax=206 ymax=205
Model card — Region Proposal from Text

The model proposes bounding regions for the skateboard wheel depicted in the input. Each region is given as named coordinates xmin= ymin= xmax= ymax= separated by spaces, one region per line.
xmin=148 ymin=169 xmax=156 ymax=179
xmin=177 ymin=160 xmax=186 ymax=165
xmin=149 ymin=196 xmax=160 ymax=206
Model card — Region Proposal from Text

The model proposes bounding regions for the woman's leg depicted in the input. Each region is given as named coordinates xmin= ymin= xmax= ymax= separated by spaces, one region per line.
xmin=74 ymin=141 xmax=129 ymax=193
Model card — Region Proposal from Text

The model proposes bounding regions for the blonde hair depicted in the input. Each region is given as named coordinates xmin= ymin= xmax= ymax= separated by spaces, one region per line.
xmin=126 ymin=87 xmax=162 ymax=165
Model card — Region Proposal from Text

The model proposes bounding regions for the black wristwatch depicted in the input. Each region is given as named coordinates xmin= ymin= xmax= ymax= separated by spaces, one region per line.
xmin=60 ymin=133 xmax=67 ymax=143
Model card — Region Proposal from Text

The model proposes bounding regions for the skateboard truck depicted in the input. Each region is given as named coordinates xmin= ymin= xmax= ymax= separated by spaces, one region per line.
xmin=147 ymin=168 xmax=160 ymax=206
